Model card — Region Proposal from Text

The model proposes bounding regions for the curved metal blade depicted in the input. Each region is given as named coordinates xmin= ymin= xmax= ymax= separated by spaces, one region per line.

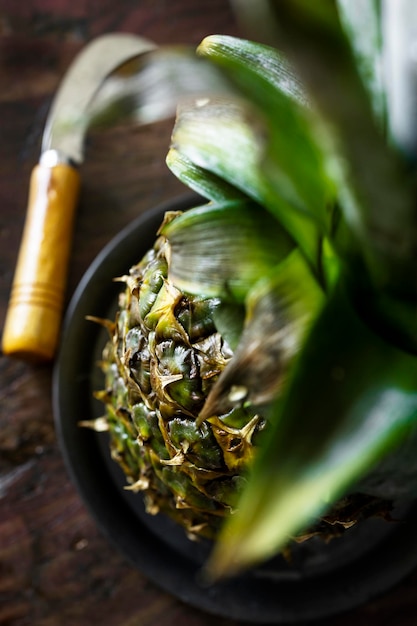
xmin=42 ymin=33 xmax=156 ymax=164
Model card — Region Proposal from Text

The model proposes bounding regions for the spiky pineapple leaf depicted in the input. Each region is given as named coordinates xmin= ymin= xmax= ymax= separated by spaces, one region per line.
xmin=197 ymin=35 xmax=308 ymax=107
xmin=160 ymin=200 xmax=294 ymax=302
xmin=166 ymin=149 xmax=246 ymax=202
xmin=196 ymin=35 xmax=335 ymax=233
xmin=170 ymin=97 xmax=324 ymax=272
xmin=234 ymin=0 xmax=416 ymax=303
xmin=206 ymin=284 xmax=417 ymax=579
xmin=383 ymin=0 xmax=417 ymax=158
xmin=336 ymin=0 xmax=385 ymax=123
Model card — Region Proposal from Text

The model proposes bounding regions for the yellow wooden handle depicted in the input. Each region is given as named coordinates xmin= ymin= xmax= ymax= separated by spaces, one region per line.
xmin=2 ymin=162 xmax=80 ymax=361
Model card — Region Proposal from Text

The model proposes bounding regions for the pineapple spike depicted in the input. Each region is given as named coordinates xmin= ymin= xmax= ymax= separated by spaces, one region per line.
xmin=85 ymin=315 xmax=116 ymax=334
xmin=78 ymin=417 xmax=109 ymax=432
xmin=160 ymin=451 xmax=186 ymax=466
xmin=124 ymin=477 xmax=150 ymax=492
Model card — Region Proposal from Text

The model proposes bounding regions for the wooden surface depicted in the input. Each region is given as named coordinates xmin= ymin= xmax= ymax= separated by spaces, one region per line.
xmin=1 ymin=2 xmax=417 ymax=624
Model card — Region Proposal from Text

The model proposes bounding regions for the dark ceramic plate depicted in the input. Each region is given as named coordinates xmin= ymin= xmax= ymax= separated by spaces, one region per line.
xmin=54 ymin=194 xmax=417 ymax=624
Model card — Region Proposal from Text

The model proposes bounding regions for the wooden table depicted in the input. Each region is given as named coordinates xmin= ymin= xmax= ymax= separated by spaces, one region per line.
xmin=1 ymin=2 xmax=417 ymax=624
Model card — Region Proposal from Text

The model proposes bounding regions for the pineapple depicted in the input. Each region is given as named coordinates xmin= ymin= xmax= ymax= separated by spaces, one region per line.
xmin=89 ymin=0 xmax=417 ymax=579
xmin=95 ymin=222 xmax=265 ymax=540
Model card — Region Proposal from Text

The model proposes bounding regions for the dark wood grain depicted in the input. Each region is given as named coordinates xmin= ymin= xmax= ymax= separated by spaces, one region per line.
xmin=1 ymin=2 xmax=417 ymax=625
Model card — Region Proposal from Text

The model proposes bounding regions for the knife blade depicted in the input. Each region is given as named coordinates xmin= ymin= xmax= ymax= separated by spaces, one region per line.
xmin=2 ymin=33 xmax=156 ymax=361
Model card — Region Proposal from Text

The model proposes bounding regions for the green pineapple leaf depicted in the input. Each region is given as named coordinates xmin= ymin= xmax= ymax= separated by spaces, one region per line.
xmin=234 ymin=0 xmax=416 ymax=303
xmin=170 ymin=97 xmax=325 ymax=275
xmin=196 ymin=34 xmax=334 ymax=233
xmin=336 ymin=0 xmax=386 ymax=123
xmin=382 ymin=0 xmax=417 ymax=157
xmin=160 ymin=200 xmax=295 ymax=302
xmin=166 ymin=148 xmax=247 ymax=202
xmin=206 ymin=284 xmax=417 ymax=579
xmin=196 ymin=35 xmax=308 ymax=106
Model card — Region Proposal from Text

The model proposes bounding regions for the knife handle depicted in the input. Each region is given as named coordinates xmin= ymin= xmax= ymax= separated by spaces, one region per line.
xmin=2 ymin=161 xmax=80 ymax=361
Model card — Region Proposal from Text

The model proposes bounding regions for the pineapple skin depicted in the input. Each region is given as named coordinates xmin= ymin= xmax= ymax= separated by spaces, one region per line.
xmin=97 ymin=225 xmax=265 ymax=540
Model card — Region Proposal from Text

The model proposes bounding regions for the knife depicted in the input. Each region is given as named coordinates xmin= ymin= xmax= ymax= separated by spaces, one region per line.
xmin=2 ymin=33 xmax=156 ymax=361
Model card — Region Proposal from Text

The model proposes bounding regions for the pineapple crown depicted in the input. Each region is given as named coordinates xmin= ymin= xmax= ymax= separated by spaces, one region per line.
xmin=90 ymin=0 xmax=417 ymax=578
